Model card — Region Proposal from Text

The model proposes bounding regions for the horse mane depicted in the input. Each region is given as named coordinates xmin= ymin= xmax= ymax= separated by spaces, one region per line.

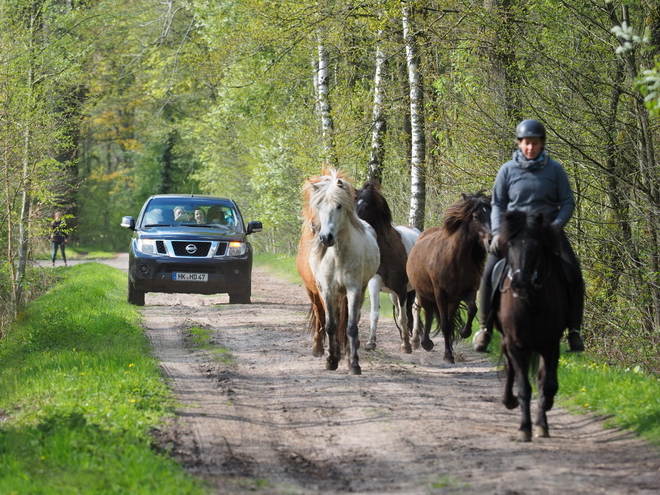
xmin=442 ymin=190 xmax=491 ymax=234
xmin=500 ymin=210 xmax=558 ymax=254
xmin=304 ymin=167 xmax=365 ymax=233
xmin=355 ymin=180 xmax=393 ymax=232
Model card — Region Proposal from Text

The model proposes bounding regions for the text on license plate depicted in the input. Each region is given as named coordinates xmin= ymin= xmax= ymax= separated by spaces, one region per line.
xmin=172 ymin=272 xmax=208 ymax=282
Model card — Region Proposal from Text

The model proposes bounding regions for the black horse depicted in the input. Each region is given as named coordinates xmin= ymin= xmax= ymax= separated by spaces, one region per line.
xmin=495 ymin=210 xmax=570 ymax=442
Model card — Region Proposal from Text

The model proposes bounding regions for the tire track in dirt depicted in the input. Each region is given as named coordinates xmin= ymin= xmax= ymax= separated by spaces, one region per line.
xmin=141 ymin=267 xmax=660 ymax=495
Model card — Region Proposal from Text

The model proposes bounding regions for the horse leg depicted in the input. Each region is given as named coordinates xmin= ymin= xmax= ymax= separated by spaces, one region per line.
xmin=393 ymin=288 xmax=412 ymax=354
xmin=501 ymin=343 xmax=518 ymax=409
xmin=419 ymin=298 xmax=435 ymax=352
xmin=311 ymin=293 xmax=325 ymax=357
xmin=535 ymin=345 xmax=560 ymax=438
xmin=459 ymin=291 xmax=477 ymax=339
xmin=411 ymin=293 xmax=422 ymax=349
xmin=510 ymin=348 xmax=533 ymax=442
xmin=323 ymin=297 xmax=340 ymax=371
xmin=346 ymin=289 xmax=363 ymax=375
xmin=441 ymin=302 xmax=458 ymax=364
xmin=365 ymin=276 xmax=381 ymax=351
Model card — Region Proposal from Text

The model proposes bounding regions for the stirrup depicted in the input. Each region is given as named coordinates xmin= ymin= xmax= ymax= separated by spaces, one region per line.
xmin=473 ymin=329 xmax=491 ymax=353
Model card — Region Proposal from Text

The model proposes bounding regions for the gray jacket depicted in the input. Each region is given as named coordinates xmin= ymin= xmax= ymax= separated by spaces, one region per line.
xmin=491 ymin=154 xmax=575 ymax=235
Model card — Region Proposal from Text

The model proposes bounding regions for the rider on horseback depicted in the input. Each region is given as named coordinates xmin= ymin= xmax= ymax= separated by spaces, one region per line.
xmin=473 ymin=119 xmax=585 ymax=353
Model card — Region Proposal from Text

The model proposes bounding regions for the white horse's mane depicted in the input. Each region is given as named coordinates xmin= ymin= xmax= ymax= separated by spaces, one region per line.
xmin=306 ymin=169 xmax=365 ymax=233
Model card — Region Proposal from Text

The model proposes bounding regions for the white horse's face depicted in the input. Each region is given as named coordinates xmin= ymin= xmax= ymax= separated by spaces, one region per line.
xmin=314 ymin=181 xmax=351 ymax=248
xmin=316 ymin=198 xmax=346 ymax=247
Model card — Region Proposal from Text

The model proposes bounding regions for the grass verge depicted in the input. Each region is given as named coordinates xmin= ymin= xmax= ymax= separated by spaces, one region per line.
xmin=0 ymin=263 xmax=206 ymax=494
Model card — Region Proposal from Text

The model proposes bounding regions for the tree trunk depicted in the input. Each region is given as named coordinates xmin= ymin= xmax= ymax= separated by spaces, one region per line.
xmin=367 ymin=37 xmax=387 ymax=184
xmin=317 ymin=30 xmax=337 ymax=167
xmin=14 ymin=4 xmax=40 ymax=311
xmin=402 ymin=2 xmax=425 ymax=230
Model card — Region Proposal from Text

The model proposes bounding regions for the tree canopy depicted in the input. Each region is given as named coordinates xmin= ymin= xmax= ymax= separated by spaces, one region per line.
xmin=2 ymin=0 xmax=660 ymax=372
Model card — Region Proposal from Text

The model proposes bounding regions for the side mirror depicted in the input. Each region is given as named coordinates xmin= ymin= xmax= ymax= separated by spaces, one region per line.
xmin=121 ymin=216 xmax=136 ymax=230
xmin=247 ymin=221 xmax=263 ymax=235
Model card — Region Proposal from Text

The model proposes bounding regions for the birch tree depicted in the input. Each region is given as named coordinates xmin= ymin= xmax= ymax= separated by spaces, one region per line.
xmin=367 ymin=34 xmax=387 ymax=184
xmin=402 ymin=1 xmax=425 ymax=230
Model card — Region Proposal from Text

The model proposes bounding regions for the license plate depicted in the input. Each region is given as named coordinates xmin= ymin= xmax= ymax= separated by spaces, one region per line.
xmin=172 ymin=272 xmax=208 ymax=282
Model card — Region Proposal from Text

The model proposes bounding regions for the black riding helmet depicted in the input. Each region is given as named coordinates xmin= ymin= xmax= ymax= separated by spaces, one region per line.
xmin=516 ymin=119 xmax=546 ymax=140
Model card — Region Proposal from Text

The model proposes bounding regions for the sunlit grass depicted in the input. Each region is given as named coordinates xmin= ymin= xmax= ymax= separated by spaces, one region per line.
xmin=557 ymin=354 xmax=660 ymax=444
xmin=0 ymin=263 xmax=207 ymax=494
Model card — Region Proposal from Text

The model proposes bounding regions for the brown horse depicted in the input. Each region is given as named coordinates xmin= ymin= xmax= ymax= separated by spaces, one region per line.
xmin=406 ymin=192 xmax=491 ymax=363
xmin=496 ymin=210 xmax=569 ymax=441
xmin=355 ymin=180 xmax=420 ymax=353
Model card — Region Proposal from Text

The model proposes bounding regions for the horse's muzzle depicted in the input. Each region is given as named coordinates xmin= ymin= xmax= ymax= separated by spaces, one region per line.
xmin=320 ymin=234 xmax=335 ymax=247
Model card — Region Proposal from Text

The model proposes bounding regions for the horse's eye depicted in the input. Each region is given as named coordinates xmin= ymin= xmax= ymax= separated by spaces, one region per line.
xmin=336 ymin=204 xmax=342 ymax=210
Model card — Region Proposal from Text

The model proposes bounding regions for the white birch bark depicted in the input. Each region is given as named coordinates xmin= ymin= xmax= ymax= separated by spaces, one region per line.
xmin=367 ymin=36 xmax=387 ymax=184
xmin=317 ymin=30 xmax=336 ymax=167
xmin=402 ymin=2 xmax=426 ymax=230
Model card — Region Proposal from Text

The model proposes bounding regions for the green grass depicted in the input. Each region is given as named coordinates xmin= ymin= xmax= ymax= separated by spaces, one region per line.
xmin=36 ymin=242 xmax=116 ymax=261
xmin=557 ymin=354 xmax=660 ymax=444
xmin=254 ymin=252 xmax=300 ymax=284
xmin=187 ymin=326 xmax=233 ymax=364
xmin=0 ymin=263 xmax=207 ymax=494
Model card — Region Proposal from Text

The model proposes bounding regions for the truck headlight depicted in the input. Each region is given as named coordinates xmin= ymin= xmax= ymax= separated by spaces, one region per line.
xmin=136 ymin=239 xmax=158 ymax=254
xmin=226 ymin=241 xmax=246 ymax=256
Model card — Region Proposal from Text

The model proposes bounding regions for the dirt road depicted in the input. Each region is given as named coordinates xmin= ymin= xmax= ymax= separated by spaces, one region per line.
xmin=139 ymin=267 xmax=660 ymax=494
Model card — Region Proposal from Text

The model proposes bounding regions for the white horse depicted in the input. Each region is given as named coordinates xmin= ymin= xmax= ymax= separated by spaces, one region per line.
xmin=305 ymin=168 xmax=380 ymax=375
xmin=365 ymin=225 xmax=421 ymax=352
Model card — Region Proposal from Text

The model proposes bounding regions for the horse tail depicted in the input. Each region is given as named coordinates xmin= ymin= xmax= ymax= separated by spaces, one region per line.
xmin=453 ymin=301 xmax=467 ymax=339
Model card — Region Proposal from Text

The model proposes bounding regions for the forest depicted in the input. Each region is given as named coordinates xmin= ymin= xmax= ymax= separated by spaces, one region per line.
xmin=2 ymin=0 xmax=660 ymax=373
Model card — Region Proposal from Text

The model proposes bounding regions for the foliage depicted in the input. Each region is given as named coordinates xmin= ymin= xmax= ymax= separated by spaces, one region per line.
xmin=0 ymin=263 xmax=206 ymax=494
xmin=2 ymin=0 xmax=660 ymax=373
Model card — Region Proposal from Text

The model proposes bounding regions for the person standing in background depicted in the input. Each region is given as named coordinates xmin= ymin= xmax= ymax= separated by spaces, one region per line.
xmin=50 ymin=211 xmax=68 ymax=267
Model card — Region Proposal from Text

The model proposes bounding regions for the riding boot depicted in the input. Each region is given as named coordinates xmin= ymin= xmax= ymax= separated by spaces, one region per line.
xmin=555 ymin=231 xmax=586 ymax=353
xmin=474 ymin=255 xmax=497 ymax=352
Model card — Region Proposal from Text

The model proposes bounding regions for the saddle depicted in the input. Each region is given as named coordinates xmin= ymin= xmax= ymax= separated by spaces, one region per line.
xmin=487 ymin=254 xmax=573 ymax=324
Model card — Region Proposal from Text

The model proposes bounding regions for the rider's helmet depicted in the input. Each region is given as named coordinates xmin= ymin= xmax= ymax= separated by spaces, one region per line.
xmin=515 ymin=119 xmax=546 ymax=140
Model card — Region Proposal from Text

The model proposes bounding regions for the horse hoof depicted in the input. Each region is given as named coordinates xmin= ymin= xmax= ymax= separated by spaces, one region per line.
xmin=459 ymin=326 xmax=472 ymax=339
xmin=365 ymin=341 xmax=376 ymax=351
xmin=534 ymin=425 xmax=549 ymax=438
xmin=503 ymin=398 xmax=519 ymax=410
xmin=325 ymin=358 xmax=339 ymax=371
xmin=411 ymin=339 xmax=421 ymax=350
xmin=349 ymin=365 xmax=361 ymax=375
xmin=312 ymin=348 xmax=324 ymax=358
xmin=402 ymin=343 xmax=412 ymax=354
xmin=517 ymin=430 xmax=532 ymax=442
xmin=473 ymin=330 xmax=491 ymax=352
xmin=443 ymin=354 xmax=455 ymax=364
xmin=421 ymin=339 xmax=434 ymax=352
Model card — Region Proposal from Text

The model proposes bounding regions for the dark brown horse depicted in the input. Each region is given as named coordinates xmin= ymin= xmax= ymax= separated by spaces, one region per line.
xmin=495 ymin=210 xmax=569 ymax=441
xmin=406 ymin=192 xmax=491 ymax=363
xmin=355 ymin=180 xmax=420 ymax=353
